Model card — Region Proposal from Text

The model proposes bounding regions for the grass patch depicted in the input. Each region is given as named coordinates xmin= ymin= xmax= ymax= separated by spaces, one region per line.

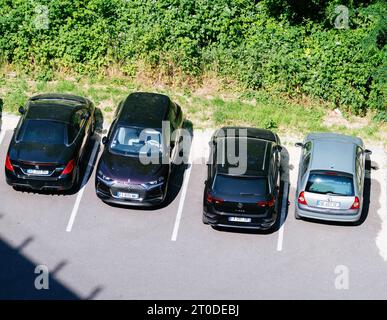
xmin=213 ymin=92 xmax=326 ymax=136
xmin=3 ymin=78 xmax=29 ymax=113
xmin=0 ymin=68 xmax=385 ymax=142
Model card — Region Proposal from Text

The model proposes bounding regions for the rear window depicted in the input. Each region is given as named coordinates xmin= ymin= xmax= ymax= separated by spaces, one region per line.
xmin=17 ymin=120 xmax=67 ymax=145
xmin=306 ymin=171 xmax=354 ymax=196
xmin=213 ymin=174 xmax=268 ymax=196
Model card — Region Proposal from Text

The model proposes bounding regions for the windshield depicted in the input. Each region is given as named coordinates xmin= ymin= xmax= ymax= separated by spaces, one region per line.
xmin=213 ymin=174 xmax=268 ymax=196
xmin=306 ymin=171 xmax=354 ymax=196
xmin=110 ymin=126 xmax=163 ymax=156
xmin=17 ymin=120 xmax=67 ymax=145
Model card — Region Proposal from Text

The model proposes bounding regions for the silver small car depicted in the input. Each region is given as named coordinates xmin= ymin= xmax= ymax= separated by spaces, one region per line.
xmin=295 ymin=133 xmax=371 ymax=223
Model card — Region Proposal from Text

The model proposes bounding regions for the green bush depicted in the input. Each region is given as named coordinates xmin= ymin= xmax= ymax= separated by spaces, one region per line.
xmin=0 ymin=0 xmax=385 ymax=115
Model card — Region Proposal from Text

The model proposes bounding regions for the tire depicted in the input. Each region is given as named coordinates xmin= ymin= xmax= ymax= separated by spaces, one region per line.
xmin=294 ymin=207 xmax=302 ymax=220
xmin=202 ymin=214 xmax=209 ymax=225
xmin=73 ymin=167 xmax=80 ymax=191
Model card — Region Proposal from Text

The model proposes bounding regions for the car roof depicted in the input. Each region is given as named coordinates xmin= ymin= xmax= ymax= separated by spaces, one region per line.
xmin=26 ymin=94 xmax=88 ymax=123
xmin=215 ymin=126 xmax=277 ymax=142
xmin=306 ymin=132 xmax=363 ymax=147
xmin=310 ymin=139 xmax=356 ymax=174
xmin=216 ymin=136 xmax=273 ymax=177
xmin=117 ymin=92 xmax=171 ymax=128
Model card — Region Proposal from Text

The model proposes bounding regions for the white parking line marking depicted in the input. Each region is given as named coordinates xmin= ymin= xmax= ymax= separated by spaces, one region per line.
xmin=277 ymin=181 xmax=289 ymax=252
xmin=0 ymin=130 xmax=6 ymax=145
xmin=376 ymin=154 xmax=387 ymax=261
xmin=171 ymin=147 xmax=195 ymax=241
xmin=66 ymin=140 xmax=99 ymax=232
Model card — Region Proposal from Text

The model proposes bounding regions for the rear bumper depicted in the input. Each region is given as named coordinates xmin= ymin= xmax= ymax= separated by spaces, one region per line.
xmin=296 ymin=204 xmax=361 ymax=222
xmin=5 ymin=169 xmax=74 ymax=191
xmin=203 ymin=207 xmax=277 ymax=230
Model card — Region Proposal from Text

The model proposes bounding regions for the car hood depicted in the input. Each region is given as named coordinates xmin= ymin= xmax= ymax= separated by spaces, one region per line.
xmin=98 ymin=150 xmax=168 ymax=184
xmin=9 ymin=141 xmax=74 ymax=165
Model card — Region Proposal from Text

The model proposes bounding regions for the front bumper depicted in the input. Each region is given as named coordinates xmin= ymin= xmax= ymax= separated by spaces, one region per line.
xmin=296 ymin=204 xmax=362 ymax=222
xmin=95 ymin=179 xmax=166 ymax=207
xmin=5 ymin=169 xmax=74 ymax=191
xmin=203 ymin=207 xmax=277 ymax=230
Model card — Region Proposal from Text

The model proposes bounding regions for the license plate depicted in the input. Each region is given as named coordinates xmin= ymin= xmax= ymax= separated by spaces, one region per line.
xmin=228 ymin=217 xmax=251 ymax=223
xmin=116 ymin=192 xmax=139 ymax=199
xmin=317 ymin=200 xmax=340 ymax=208
xmin=26 ymin=169 xmax=50 ymax=175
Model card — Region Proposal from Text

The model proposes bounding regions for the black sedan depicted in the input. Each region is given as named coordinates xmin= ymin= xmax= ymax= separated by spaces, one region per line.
xmin=203 ymin=127 xmax=282 ymax=230
xmin=95 ymin=92 xmax=183 ymax=206
xmin=5 ymin=93 xmax=95 ymax=191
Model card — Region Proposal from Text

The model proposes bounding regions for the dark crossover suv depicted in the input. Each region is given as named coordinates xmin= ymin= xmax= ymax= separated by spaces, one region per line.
xmin=95 ymin=92 xmax=184 ymax=206
xmin=5 ymin=94 xmax=95 ymax=191
xmin=203 ymin=127 xmax=282 ymax=230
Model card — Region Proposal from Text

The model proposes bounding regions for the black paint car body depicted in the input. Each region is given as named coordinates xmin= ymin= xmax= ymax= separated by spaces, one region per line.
xmin=5 ymin=94 xmax=95 ymax=191
xmin=95 ymin=92 xmax=183 ymax=207
xmin=203 ymin=127 xmax=282 ymax=230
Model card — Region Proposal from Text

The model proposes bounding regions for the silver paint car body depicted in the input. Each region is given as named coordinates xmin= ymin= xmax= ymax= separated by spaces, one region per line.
xmin=295 ymin=132 xmax=371 ymax=223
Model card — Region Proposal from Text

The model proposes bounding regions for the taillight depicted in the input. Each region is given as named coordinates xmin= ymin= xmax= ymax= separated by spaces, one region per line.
xmin=257 ymin=196 xmax=275 ymax=207
xmin=350 ymin=196 xmax=360 ymax=209
xmin=5 ymin=154 xmax=14 ymax=172
xmin=206 ymin=192 xmax=223 ymax=204
xmin=297 ymin=191 xmax=307 ymax=205
xmin=62 ymin=159 xmax=75 ymax=175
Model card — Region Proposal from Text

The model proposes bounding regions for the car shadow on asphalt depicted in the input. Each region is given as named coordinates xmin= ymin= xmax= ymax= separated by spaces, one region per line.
xmin=104 ymin=118 xmax=194 ymax=211
xmin=213 ymin=146 xmax=292 ymax=235
xmin=298 ymin=156 xmax=374 ymax=227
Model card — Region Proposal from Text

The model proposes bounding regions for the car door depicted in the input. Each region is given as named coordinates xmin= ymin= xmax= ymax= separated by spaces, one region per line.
xmin=355 ymin=146 xmax=364 ymax=197
xmin=168 ymin=104 xmax=179 ymax=163
xmin=273 ymin=144 xmax=281 ymax=186
xmin=204 ymin=138 xmax=217 ymax=204
xmin=298 ymin=141 xmax=312 ymax=191
xmin=70 ymin=109 xmax=87 ymax=161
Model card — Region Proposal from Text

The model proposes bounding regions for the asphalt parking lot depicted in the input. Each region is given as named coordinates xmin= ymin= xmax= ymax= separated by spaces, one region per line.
xmin=0 ymin=113 xmax=386 ymax=299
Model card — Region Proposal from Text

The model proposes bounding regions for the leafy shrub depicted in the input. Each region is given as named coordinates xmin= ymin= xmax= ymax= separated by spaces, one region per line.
xmin=0 ymin=0 xmax=385 ymax=115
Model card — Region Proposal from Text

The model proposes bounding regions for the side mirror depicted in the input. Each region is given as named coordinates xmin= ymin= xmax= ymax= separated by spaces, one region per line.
xmin=82 ymin=112 xmax=91 ymax=120
xmin=364 ymin=149 xmax=372 ymax=155
xmin=276 ymin=145 xmax=283 ymax=152
xmin=102 ymin=136 xmax=108 ymax=145
xmin=101 ymin=129 xmax=108 ymax=135
xmin=18 ymin=106 xmax=25 ymax=115
xmin=295 ymin=142 xmax=304 ymax=148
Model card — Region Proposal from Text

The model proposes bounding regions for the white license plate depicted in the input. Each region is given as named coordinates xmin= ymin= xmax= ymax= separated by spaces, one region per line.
xmin=317 ymin=200 xmax=340 ymax=208
xmin=26 ymin=169 xmax=50 ymax=175
xmin=116 ymin=192 xmax=139 ymax=199
xmin=228 ymin=217 xmax=252 ymax=223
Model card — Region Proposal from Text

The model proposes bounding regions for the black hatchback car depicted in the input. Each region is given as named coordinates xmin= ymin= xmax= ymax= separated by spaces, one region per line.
xmin=5 ymin=94 xmax=95 ymax=191
xmin=95 ymin=92 xmax=183 ymax=206
xmin=203 ymin=127 xmax=282 ymax=230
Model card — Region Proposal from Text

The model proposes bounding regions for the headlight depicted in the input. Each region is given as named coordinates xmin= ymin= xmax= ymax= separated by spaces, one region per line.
xmin=97 ymin=170 xmax=113 ymax=182
xmin=141 ymin=176 xmax=164 ymax=188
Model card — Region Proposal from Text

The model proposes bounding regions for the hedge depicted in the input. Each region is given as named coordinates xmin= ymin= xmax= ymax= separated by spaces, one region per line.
xmin=0 ymin=0 xmax=385 ymax=115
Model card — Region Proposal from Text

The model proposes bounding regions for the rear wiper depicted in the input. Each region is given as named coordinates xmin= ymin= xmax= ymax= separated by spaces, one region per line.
xmin=324 ymin=191 xmax=347 ymax=196
xmin=240 ymin=192 xmax=260 ymax=196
